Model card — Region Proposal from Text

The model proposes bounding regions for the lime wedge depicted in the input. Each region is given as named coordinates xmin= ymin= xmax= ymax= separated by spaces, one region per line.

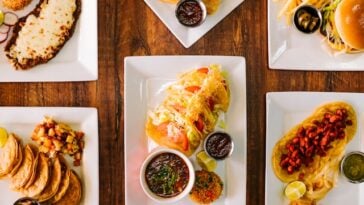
xmin=196 ymin=151 xmax=217 ymax=172
xmin=284 ymin=181 xmax=306 ymax=201
xmin=0 ymin=11 xmax=4 ymax=26
xmin=0 ymin=127 xmax=8 ymax=148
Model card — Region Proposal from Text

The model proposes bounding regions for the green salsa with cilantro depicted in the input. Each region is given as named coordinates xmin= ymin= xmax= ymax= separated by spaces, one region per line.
xmin=342 ymin=152 xmax=364 ymax=183
xmin=145 ymin=152 xmax=189 ymax=197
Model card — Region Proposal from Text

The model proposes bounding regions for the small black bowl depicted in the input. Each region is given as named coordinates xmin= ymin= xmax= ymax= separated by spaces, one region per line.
xmin=293 ymin=5 xmax=322 ymax=34
xmin=204 ymin=131 xmax=234 ymax=160
xmin=175 ymin=0 xmax=207 ymax=27
xmin=13 ymin=197 xmax=40 ymax=205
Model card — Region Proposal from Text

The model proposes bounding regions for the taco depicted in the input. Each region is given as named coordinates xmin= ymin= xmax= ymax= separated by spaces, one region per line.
xmin=146 ymin=65 xmax=230 ymax=156
xmin=272 ymin=102 xmax=357 ymax=202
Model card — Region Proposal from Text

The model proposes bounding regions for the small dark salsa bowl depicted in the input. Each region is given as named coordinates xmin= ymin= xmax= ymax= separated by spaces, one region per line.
xmin=175 ymin=0 xmax=207 ymax=27
xmin=204 ymin=131 xmax=234 ymax=160
xmin=139 ymin=148 xmax=195 ymax=203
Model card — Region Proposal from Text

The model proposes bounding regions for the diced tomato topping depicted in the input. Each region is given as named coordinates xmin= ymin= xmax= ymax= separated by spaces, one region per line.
xmin=167 ymin=124 xmax=189 ymax=151
xmin=197 ymin=67 xmax=209 ymax=74
xmin=194 ymin=117 xmax=204 ymax=132
xmin=156 ymin=122 xmax=169 ymax=135
xmin=185 ymin=86 xmax=201 ymax=93
xmin=181 ymin=132 xmax=189 ymax=151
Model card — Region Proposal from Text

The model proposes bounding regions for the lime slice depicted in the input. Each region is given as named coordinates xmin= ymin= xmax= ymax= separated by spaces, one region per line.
xmin=0 ymin=127 xmax=8 ymax=148
xmin=196 ymin=151 xmax=217 ymax=172
xmin=285 ymin=181 xmax=306 ymax=201
xmin=0 ymin=11 xmax=4 ymax=26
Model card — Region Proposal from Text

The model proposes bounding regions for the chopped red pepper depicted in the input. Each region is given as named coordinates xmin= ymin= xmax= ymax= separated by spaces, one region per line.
xmin=197 ymin=67 xmax=209 ymax=74
xmin=185 ymin=85 xmax=201 ymax=93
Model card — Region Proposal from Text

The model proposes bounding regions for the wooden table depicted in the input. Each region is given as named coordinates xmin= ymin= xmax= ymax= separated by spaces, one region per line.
xmin=1 ymin=0 xmax=364 ymax=204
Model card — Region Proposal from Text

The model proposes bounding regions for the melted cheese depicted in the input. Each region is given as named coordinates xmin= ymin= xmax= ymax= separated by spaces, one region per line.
xmin=9 ymin=0 xmax=76 ymax=64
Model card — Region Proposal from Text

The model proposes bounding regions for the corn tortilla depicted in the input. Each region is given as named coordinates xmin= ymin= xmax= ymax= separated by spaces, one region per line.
xmin=11 ymin=145 xmax=35 ymax=189
xmin=36 ymin=156 xmax=62 ymax=202
xmin=21 ymin=153 xmax=50 ymax=197
xmin=53 ymin=170 xmax=82 ymax=205
xmin=0 ymin=134 xmax=19 ymax=177
xmin=271 ymin=102 xmax=357 ymax=183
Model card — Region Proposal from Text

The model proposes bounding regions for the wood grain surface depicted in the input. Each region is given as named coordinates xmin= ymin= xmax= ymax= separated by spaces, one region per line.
xmin=1 ymin=0 xmax=364 ymax=204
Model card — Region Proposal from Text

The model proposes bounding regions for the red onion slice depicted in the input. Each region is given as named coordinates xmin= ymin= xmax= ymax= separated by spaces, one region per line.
xmin=0 ymin=24 xmax=10 ymax=34
xmin=0 ymin=32 xmax=8 ymax=43
xmin=4 ymin=12 xmax=18 ymax=26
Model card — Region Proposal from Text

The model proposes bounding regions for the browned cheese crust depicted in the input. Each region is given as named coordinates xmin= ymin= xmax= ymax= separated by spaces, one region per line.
xmin=4 ymin=0 xmax=82 ymax=70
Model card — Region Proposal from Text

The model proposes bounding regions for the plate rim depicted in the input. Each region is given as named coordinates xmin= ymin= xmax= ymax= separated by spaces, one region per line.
xmin=265 ymin=91 xmax=364 ymax=205
xmin=0 ymin=106 xmax=99 ymax=205
xmin=267 ymin=0 xmax=364 ymax=71
xmin=124 ymin=55 xmax=247 ymax=204
xmin=0 ymin=0 xmax=98 ymax=82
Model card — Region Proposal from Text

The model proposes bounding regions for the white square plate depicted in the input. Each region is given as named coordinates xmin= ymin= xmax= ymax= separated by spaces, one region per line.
xmin=265 ymin=92 xmax=364 ymax=205
xmin=0 ymin=0 xmax=98 ymax=82
xmin=144 ymin=0 xmax=244 ymax=48
xmin=124 ymin=56 xmax=247 ymax=204
xmin=0 ymin=107 xmax=99 ymax=204
xmin=268 ymin=1 xmax=364 ymax=70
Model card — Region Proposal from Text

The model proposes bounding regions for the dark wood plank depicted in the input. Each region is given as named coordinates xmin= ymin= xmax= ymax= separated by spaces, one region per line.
xmin=1 ymin=0 xmax=364 ymax=204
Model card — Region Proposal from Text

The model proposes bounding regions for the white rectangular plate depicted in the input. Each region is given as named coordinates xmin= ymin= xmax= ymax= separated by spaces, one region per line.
xmin=124 ymin=56 xmax=247 ymax=204
xmin=144 ymin=0 xmax=244 ymax=48
xmin=0 ymin=0 xmax=98 ymax=82
xmin=0 ymin=107 xmax=99 ymax=204
xmin=265 ymin=92 xmax=364 ymax=205
xmin=268 ymin=1 xmax=364 ymax=70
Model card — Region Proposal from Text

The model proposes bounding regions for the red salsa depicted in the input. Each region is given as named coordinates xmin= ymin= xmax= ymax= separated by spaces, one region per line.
xmin=145 ymin=152 xmax=189 ymax=197
xmin=205 ymin=132 xmax=233 ymax=160
xmin=176 ymin=0 xmax=205 ymax=27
